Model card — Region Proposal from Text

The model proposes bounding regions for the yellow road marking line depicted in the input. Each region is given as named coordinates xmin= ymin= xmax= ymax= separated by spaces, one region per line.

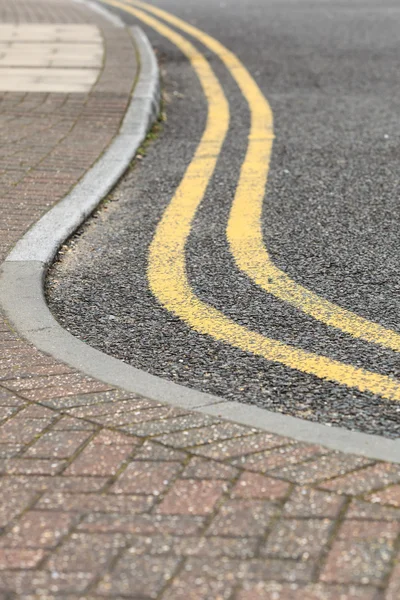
xmin=100 ymin=0 xmax=400 ymax=401
xmin=128 ymin=0 xmax=400 ymax=354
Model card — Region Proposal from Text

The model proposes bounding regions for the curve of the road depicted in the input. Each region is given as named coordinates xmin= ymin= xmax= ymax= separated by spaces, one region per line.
xmin=48 ymin=0 xmax=400 ymax=438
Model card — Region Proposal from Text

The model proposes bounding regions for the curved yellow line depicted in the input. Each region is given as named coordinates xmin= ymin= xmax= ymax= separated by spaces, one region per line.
xmin=129 ymin=0 xmax=400 ymax=353
xmin=100 ymin=0 xmax=400 ymax=401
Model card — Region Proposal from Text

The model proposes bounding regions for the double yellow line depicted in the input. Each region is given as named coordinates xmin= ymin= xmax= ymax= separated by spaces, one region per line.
xmin=100 ymin=0 xmax=400 ymax=401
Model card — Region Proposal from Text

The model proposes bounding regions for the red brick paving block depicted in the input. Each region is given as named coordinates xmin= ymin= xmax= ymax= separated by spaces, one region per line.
xmin=181 ymin=457 xmax=238 ymax=480
xmin=0 ymin=510 xmax=75 ymax=549
xmin=67 ymin=402 xmax=183 ymax=427
xmin=0 ymin=444 xmax=22 ymax=458
xmin=24 ymin=430 xmax=91 ymax=458
xmin=235 ymin=582 xmax=379 ymax=600
xmin=0 ymin=570 xmax=93 ymax=595
xmin=42 ymin=389 xmax=137 ymax=410
xmin=0 ymin=387 xmax=24 ymax=406
xmin=231 ymin=473 xmax=290 ymax=500
xmin=385 ymin=561 xmax=400 ymax=600
xmin=78 ymin=513 xmax=205 ymax=535
xmin=270 ymin=454 xmax=373 ymax=485
xmin=133 ymin=440 xmax=188 ymax=462
xmin=1 ymin=458 xmax=66 ymax=475
xmin=347 ymin=500 xmax=400 ymax=521
xmin=128 ymin=534 xmax=258 ymax=559
xmin=232 ymin=443 xmax=329 ymax=473
xmin=125 ymin=412 xmax=218 ymax=437
xmin=96 ymin=553 xmax=180 ymax=598
xmin=63 ymin=439 xmax=134 ymax=477
xmin=366 ymin=484 xmax=400 ymax=507
xmin=90 ymin=429 xmax=140 ymax=446
xmin=162 ymin=572 xmax=234 ymax=600
xmin=0 ymin=479 xmax=38 ymax=528
xmin=182 ymin=557 xmax=314 ymax=585
xmin=0 ymin=406 xmax=21 ymax=421
xmin=4 ymin=372 xmax=109 ymax=392
xmin=94 ymin=406 xmax=189 ymax=429
xmin=155 ymin=422 xmax=252 ymax=449
xmin=156 ymin=479 xmax=227 ymax=515
xmin=193 ymin=433 xmax=293 ymax=461
xmin=321 ymin=520 xmax=399 ymax=585
xmin=36 ymin=492 xmax=154 ymax=514
xmin=0 ymin=409 xmax=55 ymax=444
xmin=206 ymin=500 xmax=278 ymax=536
xmin=10 ymin=475 xmax=108 ymax=493
xmin=283 ymin=488 xmax=345 ymax=518
xmin=0 ymin=549 xmax=45 ymax=570
xmin=51 ymin=416 xmax=97 ymax=431
xmin=12 ymin=405 xmax=55 ymax=419
xmin=337 ymin=520 xmax=400 ymax=540
xmin=110 ymin=461 xmax=182 ymax=495
xmin=261 ymin=518 xmax=333 ymax=560
xmin=0 ymin=363 xmax=73 ymax=380
xmin=47 ymin=532 xmax=126 ymax=573
xmin=17 ymin=379 xmax=112 ymax=401
xmin=321 ymin=463 xmax=400 ymax=495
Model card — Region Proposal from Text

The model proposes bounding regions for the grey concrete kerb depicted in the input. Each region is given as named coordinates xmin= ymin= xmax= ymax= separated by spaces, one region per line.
xmin=1 ymin=19 xmax=400 ymax=464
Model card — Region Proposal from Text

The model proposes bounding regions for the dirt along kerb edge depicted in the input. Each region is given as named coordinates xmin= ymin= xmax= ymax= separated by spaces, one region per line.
xmin=0 ymin=12 xmax=400 ymax=463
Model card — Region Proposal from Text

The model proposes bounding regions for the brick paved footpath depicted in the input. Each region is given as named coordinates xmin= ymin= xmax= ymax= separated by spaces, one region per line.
xmin=1 ymin=1 xmax=400 ymax=599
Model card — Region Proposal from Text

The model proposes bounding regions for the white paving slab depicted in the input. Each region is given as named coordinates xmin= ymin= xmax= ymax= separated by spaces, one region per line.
xmin=0 ymin=24 xmax=103 ymax=92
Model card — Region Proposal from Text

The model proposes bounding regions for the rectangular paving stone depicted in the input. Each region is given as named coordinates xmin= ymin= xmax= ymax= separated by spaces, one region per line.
xmin=24 ymin=430 xmax=91 ymax=458
xmin=63 ymin=440 xmax=134 ymax=477
xmin=386 ymin=562 xmax=400 ymax=600
xmin=66 ymin=401 xmax=181 ymax=425
xmin=283 ymin=488 xmax=346 ymax=518
xmin=162 ymin=572 xmax=234 ymax=600
xmin=46 ymin=532 xmax=126 ymax=573
xmin=235 ymin=582 xmax=380 ymax=600
xmin=128 ymin=534 xmax=258 ymax=559
xmin=51 ymin=416 xmax=97 ymax=431
xmin=206 ymin=500 xmax=278 ymax=537
xmin=132 ymin=441 xmax=188 ymax=462
xmin=232 ymin=443 xmax=329 ymax=473
xmin=110 ymin=461 xmax=182 ymax=496
xmin=7 ymin=474 xmax=108 ymax=493
xmin=261 ymin=518 xmax=334 ymax=560
xmin=0 ymin=479 xmax=38 ymax=528
xmin=0 ymin=549 xmax=45 ymax=570
xmin=41 ymin=389 xmax=138 ymax=410
xmin=15 ymin=379 xmax=112 ymax=401
xmin=321 ymin=463 xmax=400 ymax=495
xmin=366 ymin=484 xmax=400 ymax=508
xmin=192 ymin=433 xmax=292 ymax=460
xmin=0 ymin=410 xmax=55 ymax=444
xmin=231 ymin=473 xmax=291 ymax=501
xmin=36 ymin=492 xmax=154 ymax=514
xmin=0 ymin=510 xmax=75 ymax=548
xmin=124 ymin=413 xmax=219 ymax=437
xmin=180 ymin=457 xmax=238 ymax=480
xmin=96 ymin=554 xmax=181 ymax=598
xmin=269 ymin=453 xmax=373 ymax=485
xmin=346 ymin=500 xmax=400 ymax=521
xmin=0 ymin=570 xmax=93 ymax=595
xmin=77 ymin=513 xmax=206 ymax=535
xmin=156 ymin=479 xmax=228 ymax=516
xmin=0 ymin=458 xmax=66 ymax=475
xmin=155 ymin=422 xmax=252 ymax=449
xmin=182 ymin=557 xmax=314 ymax=584
xmin=321 ymin=519 xmax=399 ymax=585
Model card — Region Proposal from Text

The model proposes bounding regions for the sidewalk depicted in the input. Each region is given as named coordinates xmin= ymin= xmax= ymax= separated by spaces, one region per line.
xmin=0 ymin=0 xmax=400 ymax=598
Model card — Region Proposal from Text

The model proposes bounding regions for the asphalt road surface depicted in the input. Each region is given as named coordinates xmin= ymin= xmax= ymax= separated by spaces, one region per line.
xmin=48 ymin=0 xmax=400 ymax=438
